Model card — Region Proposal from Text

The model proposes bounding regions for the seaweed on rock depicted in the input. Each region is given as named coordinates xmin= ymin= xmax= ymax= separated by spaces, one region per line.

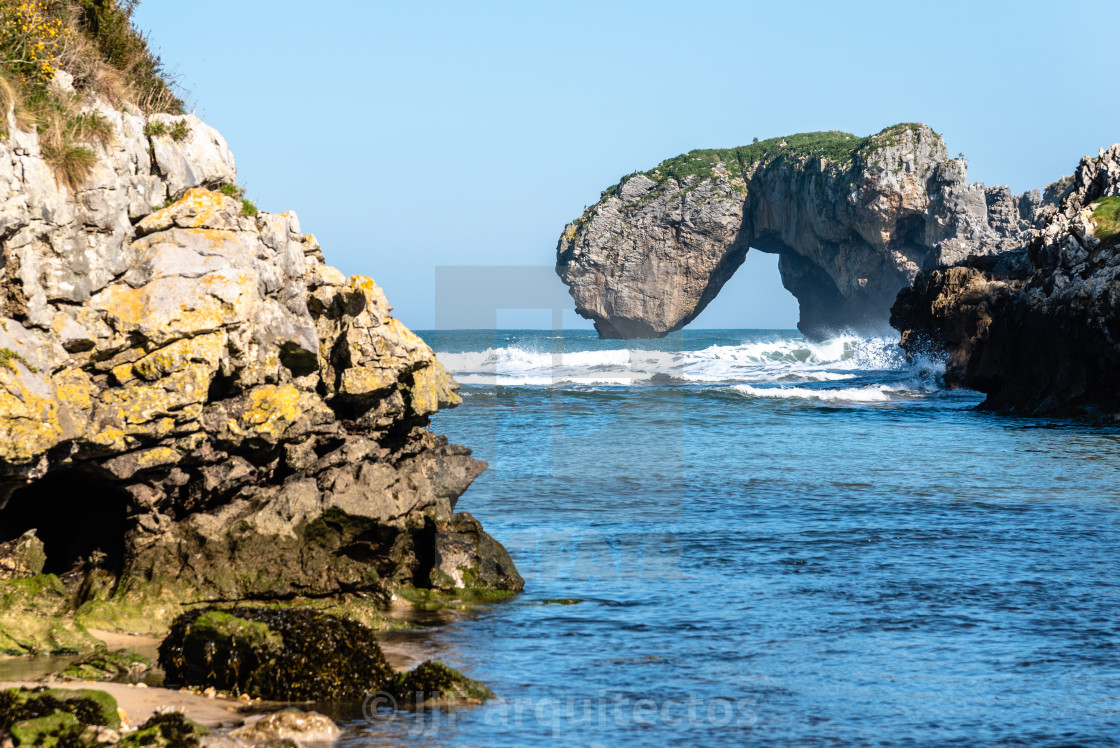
xmin=389 ymin=660 xmax=495 ymax=709
xmin=158 ymin=607 xmax=393 ymax=701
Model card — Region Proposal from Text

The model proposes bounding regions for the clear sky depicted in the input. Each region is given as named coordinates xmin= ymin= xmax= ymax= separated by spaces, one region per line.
xmin=134 ymin=1 xmax=1119 ymax=331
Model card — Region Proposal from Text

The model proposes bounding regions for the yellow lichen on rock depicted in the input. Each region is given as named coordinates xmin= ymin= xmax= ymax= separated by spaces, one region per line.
xmin=96 ymin=364 xmax=214 ymax=432
xmin=408 ymin=361 xmax=461 ymax=416
xmin=0 ymin=376 xmax=63 ymax=464
xmin=341 ymin=366 xmax=399 ymax=397
xmin=136 ymin=187 xmax=240 ymax=235
xmin=229 ymin=384 xmax=304 ymax=442
xmin=132 ymin=332 xmax=224 ymax=382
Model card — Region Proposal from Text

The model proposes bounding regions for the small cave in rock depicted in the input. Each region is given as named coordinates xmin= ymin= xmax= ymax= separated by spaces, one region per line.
xmin=0 ymin=470 xmax=130 ymax=576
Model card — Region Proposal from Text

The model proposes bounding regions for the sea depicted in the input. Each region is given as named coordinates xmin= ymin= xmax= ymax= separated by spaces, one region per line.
xmin=343 ymin=329 xmax=1120 ymax=747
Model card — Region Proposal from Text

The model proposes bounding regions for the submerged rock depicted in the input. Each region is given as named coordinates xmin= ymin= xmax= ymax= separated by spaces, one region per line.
xmin=388 ymin=660 xmax=494 ymax=709
xmin=892 ymin=144 xmax=1120 ymax=415
xmin=158 ymin=607 xmax=393 ymax=701
xmin=556 ymin=124 xmax=1041 ymax=339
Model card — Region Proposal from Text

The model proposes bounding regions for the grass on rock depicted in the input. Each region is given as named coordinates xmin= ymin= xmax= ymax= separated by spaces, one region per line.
xmin=1090 ymin=196 xmax=1120 ymax=247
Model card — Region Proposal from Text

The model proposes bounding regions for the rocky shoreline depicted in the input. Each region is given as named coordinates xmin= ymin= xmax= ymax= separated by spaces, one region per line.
xmin=891 ymin=144 xmax=1120 ymax=416
xmin=0 ymin=33 xmax=521 ymax=745
xmin=557 ymin=123 xmax=1120 ymax=417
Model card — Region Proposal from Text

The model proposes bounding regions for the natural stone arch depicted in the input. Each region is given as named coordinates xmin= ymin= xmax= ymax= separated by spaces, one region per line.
xmin=556 ymin=124 xmax=1038 ymax=339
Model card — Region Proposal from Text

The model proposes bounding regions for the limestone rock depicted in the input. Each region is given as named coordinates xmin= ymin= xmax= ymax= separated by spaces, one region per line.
xmin=0 ymin=531 xmax=45 ymax=580
xmin=556 ymin=124 xmax=1040 ymax=339
xmin=0 ymin=97 xmax=521 ymax=629
xmin=892 ymin=144 xmax=1120 ymax=415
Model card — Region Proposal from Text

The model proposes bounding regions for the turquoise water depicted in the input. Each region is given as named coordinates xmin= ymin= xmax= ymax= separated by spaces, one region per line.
xmin=348 ymin=330 xmax=1120 ymax=746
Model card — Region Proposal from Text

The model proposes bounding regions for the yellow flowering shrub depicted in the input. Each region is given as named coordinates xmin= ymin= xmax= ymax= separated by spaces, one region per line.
xmin=0 ymin=0 xmax=70 ymax=87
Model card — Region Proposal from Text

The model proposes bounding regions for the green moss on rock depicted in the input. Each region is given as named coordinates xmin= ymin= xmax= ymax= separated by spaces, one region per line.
xmin=0 ymin=686 xmax=120 ymax=747
xmin=59 ymin=649 xmax=152 ymax=682
xmin=396 ymin=586 xmax=519 ymax=610
xmin=389 ymin=660 xmax=494 ymax=709
xmin=158 ymin=607 xmax=393 ymax=701
xmin=0 ymin=575 xmax=103 ymax=656
xmin=120 ymin=713 xmax=205 ymax=748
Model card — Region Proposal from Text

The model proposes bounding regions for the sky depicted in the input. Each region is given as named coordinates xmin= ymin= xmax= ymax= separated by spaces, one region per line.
xmin=134 ymin=1 xmax=1120 ymax=331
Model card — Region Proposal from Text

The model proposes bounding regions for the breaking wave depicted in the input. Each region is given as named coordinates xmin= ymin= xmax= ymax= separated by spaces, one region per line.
xmin=435 ymin=333 xmax=945 ymax=402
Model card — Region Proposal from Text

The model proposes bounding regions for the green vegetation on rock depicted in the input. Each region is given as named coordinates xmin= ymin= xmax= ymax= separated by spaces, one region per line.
xmin=0 ymin=347 xmax=37 ymax=373
xmin=158 ymin=607 xmax=394 ymax=701
xmin=0 ymin=687 xmax=120 ymax=744
xmin=1090 ymin=196 xmax=1120 ymax=247
xmin=0 ymin=688 xmax=203 ymax=748
xmin=389 ymin=660 xmax=494 ymax=708
xmin=120 ymin=713 xmax=205 ymax=748
xmin=396 ymin=585 xmax=519 ymax=610
xmin=0 ymin=575 xmax=102 ymax=656
xmin=60 ymin=648 xmax=151 ymax=682
xmin=599 ymin=123 xmax=941 ymax=201
xmin=1 ymin=0 xmax=183 ymax=188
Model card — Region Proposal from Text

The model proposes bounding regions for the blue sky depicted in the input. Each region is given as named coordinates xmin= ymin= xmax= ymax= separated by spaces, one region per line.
xmin=134 ymin=1 xmax=1119 ymax=331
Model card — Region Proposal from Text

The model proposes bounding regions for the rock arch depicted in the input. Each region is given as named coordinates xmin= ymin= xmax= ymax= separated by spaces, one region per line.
xmin=556 ymin=125 xmax=1038 ymax=339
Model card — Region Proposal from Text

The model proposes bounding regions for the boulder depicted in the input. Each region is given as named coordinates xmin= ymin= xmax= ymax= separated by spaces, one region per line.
xmin=229 ymin=711 xmax=339 ymax=745
xmin=388 ymin=660 xmax=494 ymax=709
xmin=158 ymin=607 xmax=393 ymax=702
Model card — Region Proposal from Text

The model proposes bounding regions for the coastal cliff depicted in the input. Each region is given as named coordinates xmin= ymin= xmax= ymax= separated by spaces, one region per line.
xmin=556 ymin=124 xmax=1038 ymax=339
xmin=0 ymin=80 xmax=520 ymax=652
xmin=892 ymin=144 xmax=1120 ymax=416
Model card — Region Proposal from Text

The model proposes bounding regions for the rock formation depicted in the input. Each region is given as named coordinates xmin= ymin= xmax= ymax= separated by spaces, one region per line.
xmin=892 ymin=144 xmax=1120 ymax=416
xmin=556 ymin=124 xmax=1038 ymax=339
xmin=0 ymin=81 xmax=521 ymax=639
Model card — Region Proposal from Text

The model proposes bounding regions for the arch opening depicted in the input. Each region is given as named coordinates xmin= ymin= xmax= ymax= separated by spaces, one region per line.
xmin=0 ymin=470 xmax=130 ymax=576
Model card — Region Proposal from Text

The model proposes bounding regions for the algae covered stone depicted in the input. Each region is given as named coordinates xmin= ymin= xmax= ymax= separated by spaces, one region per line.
xmin=119 ymin=713 xmax=205 ymax=748
xmin=60 ymin=649 xmax=152 ymax=682
xmin=158 ymin=607 xmax=393 ymax=701
xmin=0 ymin=575 xmax=102 ymax=655
xmin=388 ymin=660 xmax=494 ymax=709
xmin=0 ymin=687 xmax=120 ymax=747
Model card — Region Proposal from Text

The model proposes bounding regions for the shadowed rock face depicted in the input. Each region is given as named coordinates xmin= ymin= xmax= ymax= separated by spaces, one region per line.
xmin=0 ymin=87 xmax=521 ymax=620
xmin=892 ymin=144 xmax=1120 ymax=416
xmin=556 ymin=124 xmax=1037 ymax=339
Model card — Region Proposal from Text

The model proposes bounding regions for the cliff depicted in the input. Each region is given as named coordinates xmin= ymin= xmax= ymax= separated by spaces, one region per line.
xmin=892 ymin=144 xmax=1120 ymax=416
xmin=0 ymin=79 xmax=520 ymax=651
xmin=556 ymin=124 xmax=1039 ymax=339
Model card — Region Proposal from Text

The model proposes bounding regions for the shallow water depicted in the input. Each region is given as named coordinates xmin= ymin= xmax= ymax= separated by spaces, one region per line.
xmin=354 ymin=329 xmax=1120 ymax=746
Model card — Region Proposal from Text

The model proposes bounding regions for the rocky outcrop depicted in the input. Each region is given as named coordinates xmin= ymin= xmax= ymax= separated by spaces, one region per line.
xmin=556 ymin=124 xmax=1041 ymax=339
xmin=892 ymin=144 xmax=1120 ymax=416
xmin=0 ymin=84 xmax=521 ymax=635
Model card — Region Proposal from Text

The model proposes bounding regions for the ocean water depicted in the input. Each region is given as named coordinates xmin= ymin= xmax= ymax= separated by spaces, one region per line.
xmin=348 ymin=330 xmax=1120 ymax=747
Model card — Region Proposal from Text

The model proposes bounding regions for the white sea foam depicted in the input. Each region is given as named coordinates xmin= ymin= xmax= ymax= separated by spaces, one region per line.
xmin=435 ymin=334 xmax=916 ymax=389
xmin=733 ymin=384 xmax=896 ymax=403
